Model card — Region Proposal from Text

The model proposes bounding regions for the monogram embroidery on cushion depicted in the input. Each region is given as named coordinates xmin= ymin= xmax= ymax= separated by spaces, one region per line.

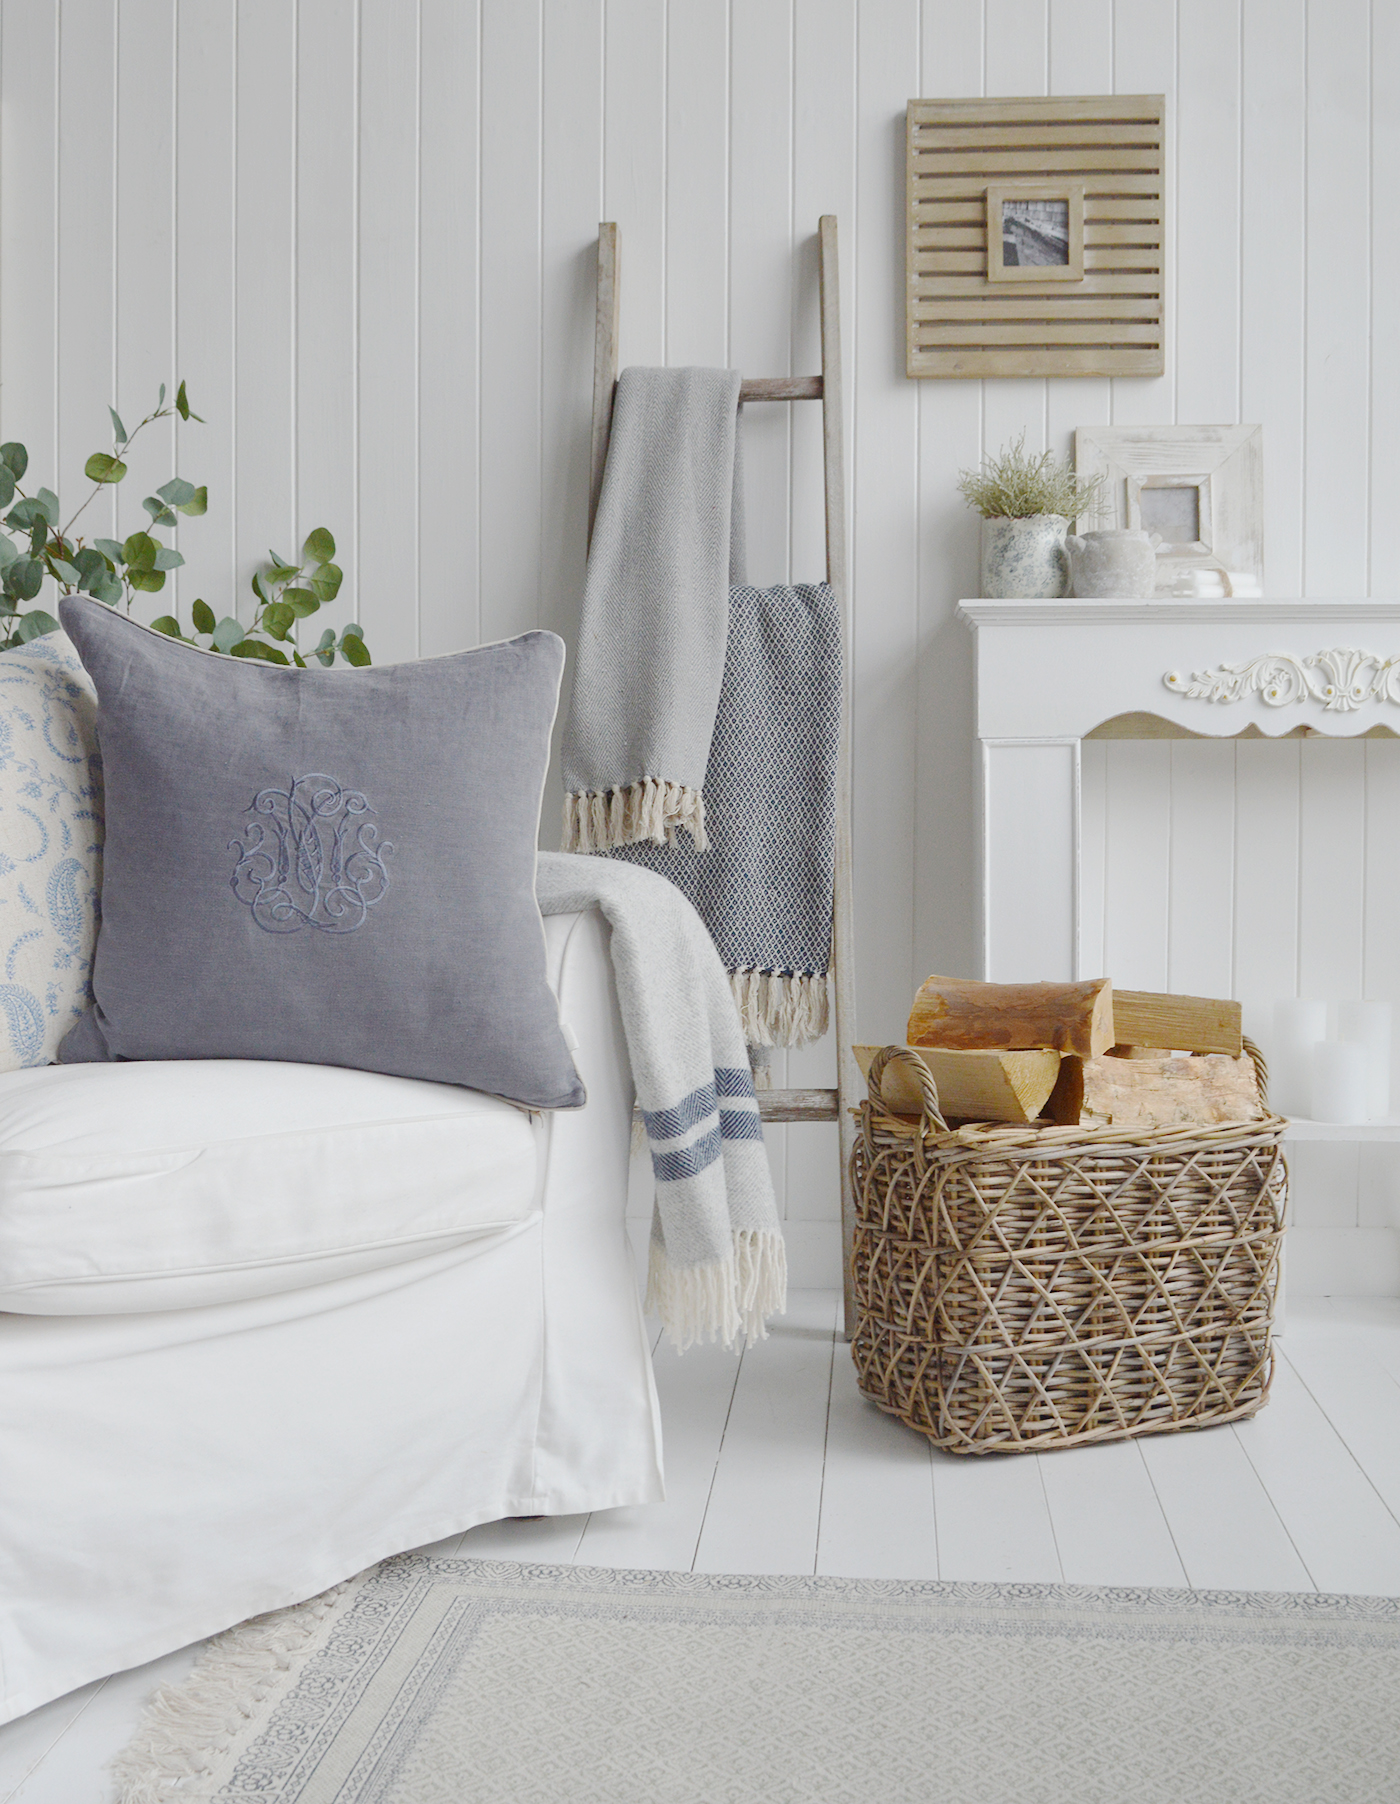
xmin=230 ymin=775 xmax=393 ymax=934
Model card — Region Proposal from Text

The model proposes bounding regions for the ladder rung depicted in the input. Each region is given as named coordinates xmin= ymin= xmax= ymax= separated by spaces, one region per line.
xmin=738 ymin=376 xmax=823 ymax=402
xmin=757 ymin=1087 xmax=838 ymax=1123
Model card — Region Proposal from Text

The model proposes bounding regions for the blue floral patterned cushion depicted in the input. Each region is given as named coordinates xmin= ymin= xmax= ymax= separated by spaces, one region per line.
xmin=0 ymin=633 xmax=103 ymax=1069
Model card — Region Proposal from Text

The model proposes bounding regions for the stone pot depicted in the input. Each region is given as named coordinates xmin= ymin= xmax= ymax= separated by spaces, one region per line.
xmin=1067 ymin=528 xmax=1159 ymax=599
xmin=979 ymin=514 xmax=1069 ymax=599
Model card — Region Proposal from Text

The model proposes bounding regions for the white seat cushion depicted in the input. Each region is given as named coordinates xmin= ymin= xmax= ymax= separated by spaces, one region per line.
xmin=0 ymin=1059 xmax=539 ymax=1315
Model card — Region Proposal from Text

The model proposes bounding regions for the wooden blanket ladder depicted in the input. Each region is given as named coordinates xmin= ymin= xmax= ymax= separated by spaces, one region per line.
xmin=588 ymin=216 xmax=860 ymax=1334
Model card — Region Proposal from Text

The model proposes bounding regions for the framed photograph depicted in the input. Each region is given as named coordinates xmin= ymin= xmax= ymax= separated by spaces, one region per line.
xmin=985 ymin=183 xmax=1085 ymax=284
xmin=1074 ymin=426 xmax=1263 ymax=597
xmin=905 ymin=94 xmax=1164 ymax=379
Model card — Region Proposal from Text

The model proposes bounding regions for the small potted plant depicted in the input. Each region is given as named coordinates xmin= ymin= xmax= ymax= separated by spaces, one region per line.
xmin=957 ymin=434 xmax=1103 ymax=600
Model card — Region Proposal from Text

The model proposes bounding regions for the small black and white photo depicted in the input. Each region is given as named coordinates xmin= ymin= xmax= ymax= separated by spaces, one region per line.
xmin=1000 ymin=196 xmax=1071 ymax=267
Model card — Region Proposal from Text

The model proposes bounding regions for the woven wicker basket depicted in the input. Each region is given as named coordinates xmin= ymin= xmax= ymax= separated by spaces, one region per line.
xmin=850 ymin=1043 xmax=1287 ymax=1454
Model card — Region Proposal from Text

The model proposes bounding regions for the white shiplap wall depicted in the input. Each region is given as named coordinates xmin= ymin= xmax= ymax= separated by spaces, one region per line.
xmin=2 ymin=1 xmax=1395 ymax=1272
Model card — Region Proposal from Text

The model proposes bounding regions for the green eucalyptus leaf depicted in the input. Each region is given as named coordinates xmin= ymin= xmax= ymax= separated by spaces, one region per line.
xmin=157 ymin=383 xmax=165 ymax=408
xmin=176 ymin=485 xmax=208 ymax=517
xmin=0 ymin=536 xmax=19 ymax=569
xmin=6 ymin=498 xmax=48 ymax=532
xmin=109 ymin=406 xmax=128 ymax=444
xmin=73 ymin=547 xmax=107 ymax=589
xmin=310 ymin=562 xmax=343 ymax=602
xmin=316 ymin=627 xmax=335 ymax=651
xmin=174 ymin=380 xmax=204 ymax=423
xmin=28 ymin=521 xmax=46 ymax=557
xmin=282 ymin=586 xmax=320 ymax=618
xmin=91 ymin=576 xmax=124 ymax=606
xmin=149 ymin=614 xmax=182 ymax=637
xmin=341 ymin=630 xmax=371 ymax=668
xmin=292 ymin=650 xmax=307 ymax=669
xmin=264 ymin=559 xmax=299 ymax=585
xmin=231 ymin=638 xmax=290 ymax=665
xmin=211 ymin=616 xmax=245 ymax=652
xmin=156 ymin=477 xmax=196 ymax=506
xmin=315 ymin=647 xmax=335 ymax=667
xmin=250 ymin=572 xmax=268 ymax=605
xmin=303 ymin=527 xmax=335 ymax=564
xmin=93 ymin=538 xmax=125 ymax=564
xmin=142 ymin=498 xmax=177 ymax=527
xmin=47 ymin=558 xmax=81 ymax=585
xmin=0 ymin=443 xmax=28 ymax=481
xmin=122 ymin=531 xmax=157 ymax=570
xmin=8 ymin=559 xmax=43 ymax=601
xmin=14 ymin=608 xmax=59 ymax=643
xmin=261 ymin=601 xmax=295 ymax=639
xmin=191 ymin=598 xmax=216 ymax=636
xmin=128 ymin=568 xmax=166 ymax=593
xmin=152 ymin=547 xmax=184 ymax=571
xmin=84 ymin=452 xmax=127 ymax=484
xmin=35 ymin=489 xmax=59 ymax=523
xmin=0 ymin=469 xmax=14 ymax=510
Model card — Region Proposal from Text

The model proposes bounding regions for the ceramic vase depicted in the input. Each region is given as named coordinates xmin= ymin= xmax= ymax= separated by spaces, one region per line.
xmin=979 ymin=514 xmax=1069 ymax=600
xmin=1066 ymin=528 xmax=1159 ymax=599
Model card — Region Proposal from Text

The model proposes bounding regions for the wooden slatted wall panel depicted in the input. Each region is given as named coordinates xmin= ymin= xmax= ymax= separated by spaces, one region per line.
xmin=906 ymin=94 xmax=1164 ymax=377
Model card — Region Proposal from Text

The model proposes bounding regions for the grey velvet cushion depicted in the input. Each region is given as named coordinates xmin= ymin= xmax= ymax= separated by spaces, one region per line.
xmin=56 ymin=597 xmax=584 ymax=1109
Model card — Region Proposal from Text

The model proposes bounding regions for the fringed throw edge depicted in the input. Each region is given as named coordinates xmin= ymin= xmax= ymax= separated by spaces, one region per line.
xmin=730 ymin=968 xmax=830 ymax=1049
xmin=563 ymin=779 xmax=708 ymax=853
xmin=646 ymin=1227 xmax=787 ymax=1352
xmin=109 ymin=1577 xmax=368 ymax=1804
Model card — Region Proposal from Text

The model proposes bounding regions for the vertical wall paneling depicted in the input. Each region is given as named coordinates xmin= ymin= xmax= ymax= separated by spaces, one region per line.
xmin=538 ymin=0 xmax=602 ymax=792
xmin=980 ymin=0 xmax=1048 ymax=458
xmin=294 ymin=0 xmax=358 ymax=648
xmin=603 ymin=0 xmax=666 ymax=368
xmin=1304 ymin=0 xmax=1371 ymax=594
xmin=1232 ymin=739 xmax=1300 ymax=1043
xmin=1044 ymin=0 xmax=1113 ymax=461
xmin=1173 ymin=0 xmax=1239 ymax=425
xmin=234 ymin=3 xmax=296 ymax=633
xmin=1240 ymin=0 xmax=1305 ymax=596
xmin=1362 ymin=743 xmax=1400 ymax=1108
xmin=664 ymin=0 xmax=727 ymax=370
xmin=0 ymin=4 xmax=58 ymax=487
xmin=173 ymin=1 xmax=236 ymax=620
xmin=912 ymin=0 xmax=981 ymax=998
xmin=1372 ymin=0 xmax=1400 ymax=600
xmin=1110 ymin=0 xmax=1175 ymax=425
xmin=852 ymin=0 xmax=920 ymax=1039
xmin=114 ymin=0 xmax=176 ymax=561
xmin=1298 ymin=739 xmax=1366 ymax=1003
xmin=1101 ymin=741 xmax=1171 ymax=991
xmin=55 ymin=1 xmax=117 ymax=555
xmin=1166 ymin=740 xmax=1235 ymax=998
xmin=1078 ymin=738 xmax=1107 ymax=977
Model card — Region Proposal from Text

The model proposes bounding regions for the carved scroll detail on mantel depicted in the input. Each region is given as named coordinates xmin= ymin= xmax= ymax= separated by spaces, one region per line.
xmin=1163 ymin=649 xmax=1400 ymax=712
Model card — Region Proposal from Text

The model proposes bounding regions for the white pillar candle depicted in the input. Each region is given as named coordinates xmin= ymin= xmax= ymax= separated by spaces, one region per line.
xmin=1272 ymin=999 xmax=1327 ymax=1116
xmin=1337 ymin=1000 xmax=1392 ymax=1120
xmin=1311 ymin=1040 xmax=1369 ymax=1124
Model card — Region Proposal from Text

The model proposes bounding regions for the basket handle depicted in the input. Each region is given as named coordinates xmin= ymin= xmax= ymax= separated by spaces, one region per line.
xmin=1243 ymin=1034 xmax=1270 ymax=1110
xmin=866 ymin=1045 xmax=950 ymax=1134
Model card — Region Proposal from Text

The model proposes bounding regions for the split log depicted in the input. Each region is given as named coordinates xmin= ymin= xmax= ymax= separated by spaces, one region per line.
xmin=1112 ymin=990 xmax=1243 ymax=1057
xmin=1075 ymin=1051 xmax=1261 ymax=1130
xmin=854 ymin=1044 xmax=1063 ymax=1125
xmin=907 ymin=976 xmax=1115 ymax=1061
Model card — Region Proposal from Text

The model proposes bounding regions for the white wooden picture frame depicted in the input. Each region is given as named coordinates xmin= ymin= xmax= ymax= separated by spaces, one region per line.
xmin=1074 ymin=425 xmax=1263 ymax=596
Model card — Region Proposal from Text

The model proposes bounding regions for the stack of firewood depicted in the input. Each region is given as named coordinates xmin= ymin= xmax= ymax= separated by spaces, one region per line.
xmin=855 ymin=976 xmax=1262 ymax=1130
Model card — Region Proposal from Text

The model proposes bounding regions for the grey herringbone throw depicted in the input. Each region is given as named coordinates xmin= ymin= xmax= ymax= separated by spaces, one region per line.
xmin=561 ymin=366 xmax=745 ymax=853
xmin=611 ymin=583 xmax=841 ymax=1046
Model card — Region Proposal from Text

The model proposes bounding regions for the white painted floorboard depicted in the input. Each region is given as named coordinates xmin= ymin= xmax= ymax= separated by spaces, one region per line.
xmin=5 ymin=1294 xmax=1400 ymax=1801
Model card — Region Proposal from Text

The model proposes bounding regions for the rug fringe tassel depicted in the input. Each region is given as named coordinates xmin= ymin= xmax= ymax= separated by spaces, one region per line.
xmin=562 ymin=780 xmax=708 ymax=853
xmin=108 ymin=1580 xmax=362 ymax=1804
xmin=729 ymin=969 xmax=829 ymax=1049
xmin=646 ymin=1229 xmax=787 ymax=1353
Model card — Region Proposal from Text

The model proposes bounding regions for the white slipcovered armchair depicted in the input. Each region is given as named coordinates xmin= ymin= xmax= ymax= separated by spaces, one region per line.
xmin=0 ymin=639 xmax=662 ymax=1725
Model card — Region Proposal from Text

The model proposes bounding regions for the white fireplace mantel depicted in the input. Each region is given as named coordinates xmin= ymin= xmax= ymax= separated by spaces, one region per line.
xmin=958 ymin=596 xmax=1400 ymax=987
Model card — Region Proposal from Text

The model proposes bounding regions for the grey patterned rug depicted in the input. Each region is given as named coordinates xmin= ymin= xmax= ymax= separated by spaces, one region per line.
xmin=113 ymin=1554 xmax=1400 ymax=1803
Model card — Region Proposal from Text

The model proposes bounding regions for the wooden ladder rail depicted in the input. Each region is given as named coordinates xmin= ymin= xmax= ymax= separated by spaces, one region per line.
xmin=588 ymin=217 xmax=861 ymax=1338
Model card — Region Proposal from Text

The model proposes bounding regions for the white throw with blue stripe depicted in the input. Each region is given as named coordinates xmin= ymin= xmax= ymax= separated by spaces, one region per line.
xmin=537 ymin=852 xmax=785 ymax=1349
